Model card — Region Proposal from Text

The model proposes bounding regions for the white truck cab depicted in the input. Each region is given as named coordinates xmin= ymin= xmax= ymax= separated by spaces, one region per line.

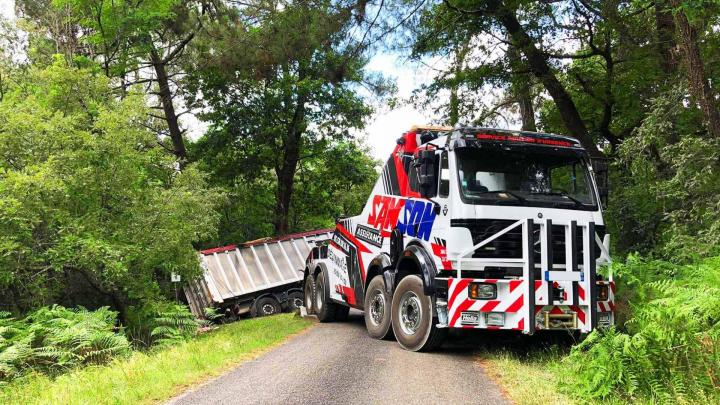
xmin=304 ymin=126 xmax=614 ymax=351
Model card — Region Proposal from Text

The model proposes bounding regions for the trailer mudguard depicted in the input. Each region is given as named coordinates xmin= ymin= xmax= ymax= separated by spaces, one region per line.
xmin=396 ymin=244 xmax=437 ymax=296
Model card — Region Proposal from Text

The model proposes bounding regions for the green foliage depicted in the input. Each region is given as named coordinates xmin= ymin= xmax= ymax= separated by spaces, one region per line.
xmin=0 ymin=305 xmax=130 ymax=381
xmin=562 ymin=256 xmax=720 ymax=403
xmin=150 ymin=305 xmax=205 ymax=347
xmin=0 ymin=60 xmax=222 ymax=314
xmin=609 ymin=85 xmax=720 ymax=259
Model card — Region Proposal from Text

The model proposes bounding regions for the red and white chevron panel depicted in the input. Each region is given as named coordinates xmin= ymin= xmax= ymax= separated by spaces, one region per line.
xmin=447 ymin=278 xmax=526 ymax=330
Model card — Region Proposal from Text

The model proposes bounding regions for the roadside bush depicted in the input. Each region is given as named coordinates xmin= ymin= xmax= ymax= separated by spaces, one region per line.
xmin=0 ymin=305 xmax=130 ymax=381
xmin=561 ymin=256 xmax=720 ymax=403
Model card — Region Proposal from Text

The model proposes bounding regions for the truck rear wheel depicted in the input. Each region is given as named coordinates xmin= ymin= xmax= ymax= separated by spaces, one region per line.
xmin=391 ymin=275 xmax=446 ymax=351
xmin=364 ymin=275 xmax=393 ymax=339
xmin=314 ymin=268 xmax=344 ymax=322
xmin=252 ymin=296 xmax=281 ymax=317
xmin=303 ymin=276 xmax=315 ymax=314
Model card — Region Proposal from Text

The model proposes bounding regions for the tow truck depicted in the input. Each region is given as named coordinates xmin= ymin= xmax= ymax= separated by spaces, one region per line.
xmin=302 ymin=126 xmax=614 ymax=351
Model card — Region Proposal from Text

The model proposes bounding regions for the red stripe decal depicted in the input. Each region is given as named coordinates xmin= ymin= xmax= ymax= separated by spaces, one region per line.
xmin=509 ymin=280 xmax=522 ymax=294
xmin=610 ymin=282 xmax=616 ymax=294
xmin=535 ymin=280 xmax=543 ymax=290
xmin=505 ymin=296 xmax=524 ymax=313
xmin=392 ymin=153 xmax=420 ymax=198
xmin=535 ymin=305 xmax=544 ymax=314
xmin=578 ymin=285 xmax=585 ymax=301
xmin=479 ymin=300 xmax=500 ymax=312
xmin=550 ymin=306 xmax=565 ymax=315
xmin=450 ymin=300 xmax=475 ymax=326
xmin=338 ymin=285 xmax=356 ymax=305
xmin=570 ymin=305 xmax=586 ymax=324
xmin=448 ymin=279 xmax=471 ymax=308
xmin=514 ymin=318 xmax=525 ymax=331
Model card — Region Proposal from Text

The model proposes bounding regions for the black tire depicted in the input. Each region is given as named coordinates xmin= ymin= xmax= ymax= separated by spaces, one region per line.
xmin=287 ymin=291 xmax=303 ymax=312
xmin=303 ymin=276 xmax=315 ymax=314
xmin=391 ymin=275 xmax=446 ymax=351
xmin=252 ymin=296 xmax=281 ymax=317
xmin=314 ymin=268 xmax=345 ymax=322
xmin=364 ymin=275 xmax=393 ymax=339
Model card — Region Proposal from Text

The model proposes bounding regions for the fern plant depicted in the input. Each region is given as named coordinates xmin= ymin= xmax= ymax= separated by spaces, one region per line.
xmin=150 ymin=305 xmax=204 ymax=347
xmin=561 ymin=256 xmax=720 ymax=403
xmin=0 ymin=305 xmax=130 ymax=382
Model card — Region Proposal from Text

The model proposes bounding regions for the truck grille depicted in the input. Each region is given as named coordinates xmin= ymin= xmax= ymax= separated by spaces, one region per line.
xmin=450 ymin=219 xmax=605 ymax=265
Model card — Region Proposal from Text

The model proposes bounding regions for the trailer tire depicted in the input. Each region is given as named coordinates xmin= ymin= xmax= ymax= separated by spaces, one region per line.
xmin=252 ymin=297 xmax=281 ymax=317
xmin=314 ymin=268 xmax=343 ymax=323
xmin=364 ymin=275 xmax=393 ymax=339
xmin=303 ymin=276 xmax=315 ymax=314
xmin=391 ymin=275 xmax=446 ymax=351
xmin=287 ymin=291 xmax=304 ymax=313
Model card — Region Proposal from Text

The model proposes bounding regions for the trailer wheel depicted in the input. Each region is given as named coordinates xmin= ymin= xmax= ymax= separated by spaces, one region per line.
xmin=252 ymin=297 xmax=281 ymax=317
xmin=287 ymin=291 xmax=304 ymax=312
xmin=314 ymin=268 xmax=343 ymax=322
xmin=364 ymin=275 xmax=393 ymax=339
xmin=391 ymin=275 xmax=446 ymax=351
xmin=303 ymin=276 xmax=315 ymax=314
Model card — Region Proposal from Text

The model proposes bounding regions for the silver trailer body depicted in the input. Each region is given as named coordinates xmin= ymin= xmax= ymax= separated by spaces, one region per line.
xmin=184 ymin=229 xmax=333 ymax=317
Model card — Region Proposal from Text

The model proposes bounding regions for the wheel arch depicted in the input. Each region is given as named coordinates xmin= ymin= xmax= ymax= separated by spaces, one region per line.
xmin=365 ymin=253 xmax=391 ymax=291
xmin=395 ymin=243 xmax=437 ymax=296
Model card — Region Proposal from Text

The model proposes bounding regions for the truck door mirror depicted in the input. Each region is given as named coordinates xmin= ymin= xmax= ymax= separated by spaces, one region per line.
xmin=591 ymin=158 xmax=609 ymax=209
xmin=415 ymin=149 xmax=438 ymax=198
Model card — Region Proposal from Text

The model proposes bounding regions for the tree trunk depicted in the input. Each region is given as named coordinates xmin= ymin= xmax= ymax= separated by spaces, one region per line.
xmin=150 ymin=47 xmax=188 ymax=161
xmin=489 ymin=2 xmax=600 ymax=155
xmin=507 ymin=42 xmax=536 ymax=131
xmin=669 ymin=1 xmax=720 ymax=138
xmin=448 ymin=40 xmax=470 ymax=126
xmin=655 ymin=1 xmax=678 ymax=76
xmin=273 ymin=95 xmax=307 ymax=235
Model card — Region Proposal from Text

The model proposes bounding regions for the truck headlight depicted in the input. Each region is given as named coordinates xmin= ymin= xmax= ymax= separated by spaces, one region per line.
xmin=468 ymin=282 xmax=496 ymax=300
xmin=485 ymin=312 xmax=505 ymax=326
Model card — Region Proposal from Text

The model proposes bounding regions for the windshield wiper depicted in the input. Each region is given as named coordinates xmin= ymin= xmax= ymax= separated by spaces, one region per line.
xmin=477 ymin=190 xmax=527 ymax=203
xmin=530 ymin=191 xmax=585 ymax=207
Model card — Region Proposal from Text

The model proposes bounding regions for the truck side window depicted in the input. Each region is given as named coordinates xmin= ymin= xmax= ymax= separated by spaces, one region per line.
xmin=439 ymin=152 xmax=449 ymax=197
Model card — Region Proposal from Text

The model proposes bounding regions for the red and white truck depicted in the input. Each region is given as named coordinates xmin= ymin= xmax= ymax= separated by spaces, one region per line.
xmin=302 ymin=126 xmax=614 ymax=351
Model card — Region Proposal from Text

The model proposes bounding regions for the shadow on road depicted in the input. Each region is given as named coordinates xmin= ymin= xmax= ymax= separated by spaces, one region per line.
xmin=340 ymin=309 xmax=576 ymax=357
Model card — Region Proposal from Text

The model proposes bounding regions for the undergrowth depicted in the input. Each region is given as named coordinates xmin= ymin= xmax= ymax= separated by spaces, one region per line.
xmin=561 ymin=256 xmax=720 ymax=403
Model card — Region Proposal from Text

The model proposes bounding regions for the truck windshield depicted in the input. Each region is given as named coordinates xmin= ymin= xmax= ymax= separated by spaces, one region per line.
xmin=455 ymin=147 xmax=597 ymax=210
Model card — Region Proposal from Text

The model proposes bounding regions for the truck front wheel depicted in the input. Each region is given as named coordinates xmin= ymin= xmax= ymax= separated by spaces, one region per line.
xmin=391 ymin=275 xmax=446 ymax=351
xmin=364 ymin=275 xmax=393 ymax=339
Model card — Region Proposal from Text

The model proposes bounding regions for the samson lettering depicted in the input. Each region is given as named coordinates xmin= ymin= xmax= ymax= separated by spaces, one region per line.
xmin=397 ymin=199 xmax=436 ymax=241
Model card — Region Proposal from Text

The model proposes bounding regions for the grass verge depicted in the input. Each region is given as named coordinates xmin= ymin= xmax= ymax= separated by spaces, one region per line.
xmin=479 ymin=348 xmax=573 ymax=405
xmin=0 ymin=313 xmax=313 ymax=405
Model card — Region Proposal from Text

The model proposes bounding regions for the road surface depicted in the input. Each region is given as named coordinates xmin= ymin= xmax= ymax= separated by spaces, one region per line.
xmin=168 ymin=311 xmax=509 ymax=405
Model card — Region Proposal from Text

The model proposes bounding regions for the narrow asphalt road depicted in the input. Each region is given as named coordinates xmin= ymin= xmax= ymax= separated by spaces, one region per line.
xmin=168 ymin=311 xmax=509 ymax=405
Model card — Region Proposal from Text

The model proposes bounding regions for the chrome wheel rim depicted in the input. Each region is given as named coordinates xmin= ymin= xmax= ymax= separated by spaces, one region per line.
xmin=399 ymin=291 xmax=422 ymax=335
xmin=262 ymin=304 xmax=275 ymax=315
xmin=315 ymin=279 xmax=324 ymax=312
xmin=369 ymin=290 xmax=385 ymax=326
xmin=292 ymin=297 xmax=303 ymax=309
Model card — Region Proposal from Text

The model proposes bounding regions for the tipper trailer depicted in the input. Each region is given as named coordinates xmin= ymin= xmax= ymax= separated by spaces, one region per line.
xmin=302 ymin=126 xmax=614 ymax=351
xmin=184 ymin=229 xmax=333 ymax=319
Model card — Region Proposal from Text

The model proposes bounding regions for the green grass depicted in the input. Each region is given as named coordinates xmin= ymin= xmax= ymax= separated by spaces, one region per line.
xmin=479 ymin=348 xmax=574 ymax=405
xmin=0 ymin=313 xmax=313 ymax=405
